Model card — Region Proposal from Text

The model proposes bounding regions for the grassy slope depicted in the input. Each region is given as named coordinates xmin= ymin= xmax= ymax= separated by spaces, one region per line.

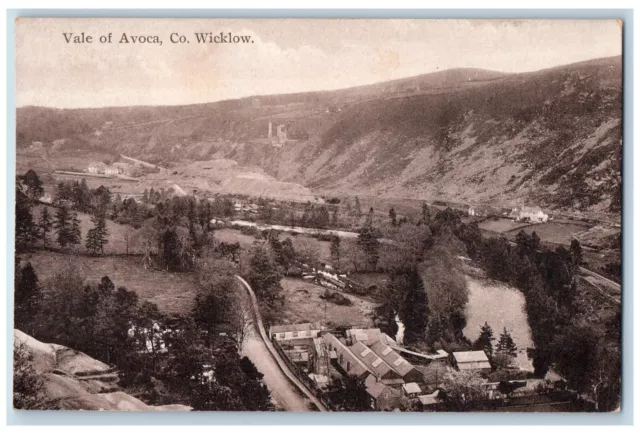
xmin=23 ymin=250 xmax=198 ymax=314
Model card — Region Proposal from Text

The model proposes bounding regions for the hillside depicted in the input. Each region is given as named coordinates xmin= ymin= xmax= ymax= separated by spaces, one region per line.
xmin=16 ymin=56 xmax=622 ymax=216
xmin=14 ymin=329 xmax=192 ymax=411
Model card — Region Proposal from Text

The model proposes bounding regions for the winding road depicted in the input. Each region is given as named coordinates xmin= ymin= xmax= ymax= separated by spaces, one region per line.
xmin=236 ymin=275 xmax=328 ymax=412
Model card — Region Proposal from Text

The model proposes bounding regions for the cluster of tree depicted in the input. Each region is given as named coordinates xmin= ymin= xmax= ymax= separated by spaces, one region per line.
xmin=473 ymin=322 xmax=518 ymax=369
xmin=16 ymin=184 xmax=84 ymax=253
xmin=54 ymin=179 xmax=111 ymax=216
xmin=13 ymin=261 xmax=273 ymax=411
xmin=450 ymin=216 xmax=620 ymax=411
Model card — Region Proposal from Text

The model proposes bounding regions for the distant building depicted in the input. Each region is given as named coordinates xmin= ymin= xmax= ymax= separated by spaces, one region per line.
xmin=468 ymin=205 xmax=494 ymax=217
xmin=104 ymin=166 xmax=120 ymax=175
xmin=451 ymin=350 xmax=492 ymax=373
xmin=87 ymin=162 xmax=107 ymax=174
xmin=509 ymin=206 xmax=549 ymax=223
xmin=269 ymin=323 xmax=321 ymax=341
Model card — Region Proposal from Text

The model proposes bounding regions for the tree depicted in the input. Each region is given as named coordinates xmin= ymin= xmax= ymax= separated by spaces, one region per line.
xmin=70 ymin=212 xmax=82 ymax=247
xmin=13 ymin=342 xmax=49 ymax=410
xmin=442 ymin=370 xmax=486 ymax=410
xmin=86 ymin=215 xmax=109 ymax=255
xmin=366 ymin=207 xmax=374 ymax=226
xmin=14 ymin=262 xmax=40 ymax=334
xmin=54 ymin=206 xmax=72 ymax=248
xmin=396 ymin=267 xmax=429 ymax=344
xmin=16 ymin=187 xmax=37 ymax=250
xmin=354 ymin=196 xmax=362 ymax=217
xmin=389 ymin=207 xmax=397 ymax=227
xmin=496 ymin=327 xmax=518 ymax=358
xmin=474 ymin=322 xmax=495 ymax=358
xmin=21 ymin=170 xmax=44 ymax=201
xmin=331 ymin=208 xmax=339 ymax=227
xmin=357 ymin=225 xmax=381 ymax=271
xmin=247 ymin=246 xmax=283 ymax=305
xmin=421 ymin=202 xmax=431 ymax=226
xmin=38 ymin=207 xmax=53 ymax=247
xmin=330 ymin=235 xmax=341 ymax=267
xmin=551 ymin=324 xmax=620 ymax=410
xmin=570 ymin=238 xmax=583 ymax=269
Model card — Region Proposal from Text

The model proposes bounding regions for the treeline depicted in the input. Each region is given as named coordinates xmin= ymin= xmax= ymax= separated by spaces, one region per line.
xmin=14 ymin=256 xmax=273 ymax=411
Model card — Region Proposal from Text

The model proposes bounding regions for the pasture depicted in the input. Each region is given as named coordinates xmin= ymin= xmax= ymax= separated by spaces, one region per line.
xmin=32 ymin=204 xmax=135 ymax=255
xmin=23 ymin=250 xmax=198 ymax=315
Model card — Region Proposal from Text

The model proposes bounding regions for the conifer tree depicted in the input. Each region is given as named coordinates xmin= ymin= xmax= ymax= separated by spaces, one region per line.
xmin=38 ymin=207 xmax=53 ymax=247
xmin=54 ymin=206 xmax=72 ymax=248
xmin=70 ymin=212 xmax=82 ymax=247
xmin=389 ymin=207 xmax=397 ymax=227
xmin=496 ymin=327 xmax=518 ymax=358
xmin=474 ymin=322 xmax=495 ymax=357
xmin=354 ymin=196 xmax=362 ymax=217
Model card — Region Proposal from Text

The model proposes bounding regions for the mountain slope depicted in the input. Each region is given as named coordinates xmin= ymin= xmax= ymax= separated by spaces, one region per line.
xmin=16 ymin=56 xmax=622 ymax=214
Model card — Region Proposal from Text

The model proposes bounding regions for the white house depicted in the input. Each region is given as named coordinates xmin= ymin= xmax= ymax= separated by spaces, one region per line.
xmin=510 ymin=206 xmax=549 ymax=223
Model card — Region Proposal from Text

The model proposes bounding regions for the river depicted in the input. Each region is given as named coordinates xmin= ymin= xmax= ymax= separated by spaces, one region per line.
xmin=463 ymin=276 xmax=534 ymax=371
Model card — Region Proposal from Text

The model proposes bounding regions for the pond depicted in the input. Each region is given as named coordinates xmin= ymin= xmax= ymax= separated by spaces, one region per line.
xmin=463 ymin=276 xmax=534 ymax=371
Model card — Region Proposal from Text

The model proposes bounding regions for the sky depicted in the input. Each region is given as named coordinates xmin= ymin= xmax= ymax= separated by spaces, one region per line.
xmin=15 ymin=18 xmax=622 ymax=108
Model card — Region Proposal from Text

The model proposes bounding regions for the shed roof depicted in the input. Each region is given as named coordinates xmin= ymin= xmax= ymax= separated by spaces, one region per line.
xmin=270 ymin=323 xmax=317 ymax=334
xmin=452 ymin=350 xmax=490 ymax=364
xmin=370 ymin=341 xmax=416 ymax=377
xmin=402 ymin=382 xmax=421 ymax=395
xmin=418 ymin=390 xmax=441 ymax=406
xmin=350 ymin=342 xmax=401 ymax=380
xmin=323 ymin=333 xmax=370 ymax=378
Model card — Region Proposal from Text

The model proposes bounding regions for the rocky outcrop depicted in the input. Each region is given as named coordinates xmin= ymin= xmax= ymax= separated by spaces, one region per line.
xmin=13 ymin=329 xmax=192 ymax=411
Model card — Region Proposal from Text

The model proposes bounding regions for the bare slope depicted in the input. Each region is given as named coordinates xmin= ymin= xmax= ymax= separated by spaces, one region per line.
xmin=17 ymin=57 xmax=622 ymax=215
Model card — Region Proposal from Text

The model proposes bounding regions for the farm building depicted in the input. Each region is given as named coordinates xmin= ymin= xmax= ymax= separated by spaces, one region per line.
xmin=269 ymin=323 xmax=321 ymax=341
xmin=451 ymin=350 xmax=492 ymax=373
xmin=509 ymin=206 xmax=549 ymax=223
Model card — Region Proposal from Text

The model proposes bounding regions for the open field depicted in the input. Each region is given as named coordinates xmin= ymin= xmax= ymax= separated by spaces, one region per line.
xmin=22 ymin=250 xmax=198 ymax=314
xmin=289 ymin=236 xmax=331 ymax=265
xmin=505 ymin=222 xmax=591 ymax=245
xmin=278 ymin=278 xmax=378 ymax=329
xmin=213 ymin=228 xmax=260 ymax=249
xmin=463 ymin=276 xmax=534 ymax=371
xmin=478 ymin=218 xmax=531 ymax=234
xmin=33 ymin=205 xmax=135 ymax=255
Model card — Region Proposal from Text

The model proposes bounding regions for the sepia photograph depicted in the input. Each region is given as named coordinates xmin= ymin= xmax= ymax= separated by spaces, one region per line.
xmin=12 ymin=18 xmax=622 ymax=413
